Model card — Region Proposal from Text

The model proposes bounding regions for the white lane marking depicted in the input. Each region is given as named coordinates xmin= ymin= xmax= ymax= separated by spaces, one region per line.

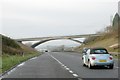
xmin=48 ymin=53 xmax=79 ymax=78
xmin=1 ymin=56 xmax=39 ymax=78
xmin=4 ymin=62 xmax=25 ymax=76
xmin=0 ymin=76 xmax=4 ymax=79
xmin=7 ymin=68 xmax=16 ymax=75
xmin=64 ymin=66 xmax=67 ymax=68
xmin=30 ymin=57 xmax=37 ymax=60
xmin=1 ymin=61 xmax=26 ymax=78
xmin=62 ymin=64 xmax=65 ymax=67
xmin=66 ymin=68 xmax=70 ymax=70
xmin=73 ymin=74 xmax=78 ymax=77
xmin=69 ymin=70 xmax=73 ymax=73
xmin=17 ymin=62 xmax=25 ymax=67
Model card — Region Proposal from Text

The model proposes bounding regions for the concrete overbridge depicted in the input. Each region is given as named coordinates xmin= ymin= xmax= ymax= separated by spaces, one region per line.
xmin=15 ymin=34 xmax=101 ymax=48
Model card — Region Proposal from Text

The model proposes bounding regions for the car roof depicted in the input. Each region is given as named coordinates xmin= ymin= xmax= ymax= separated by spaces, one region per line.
xmin=90 ymin=47 xmax=107 ymax=50
xmin=83 ymin=48 xmax=90 ymax=50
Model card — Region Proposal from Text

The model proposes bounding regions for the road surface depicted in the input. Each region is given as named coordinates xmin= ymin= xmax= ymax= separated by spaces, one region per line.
xmin=2 ymin=52 xmax=119 ymax=80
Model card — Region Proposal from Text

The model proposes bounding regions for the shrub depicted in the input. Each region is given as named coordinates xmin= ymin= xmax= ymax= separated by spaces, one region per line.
xmin=2 ymin=36 xmax=20 ymax=49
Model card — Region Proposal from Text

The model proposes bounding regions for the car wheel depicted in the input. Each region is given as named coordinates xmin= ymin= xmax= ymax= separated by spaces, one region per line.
xmin=82 ymin=57 xmax=86 ymax=66
xmin=109 ymin=65 xmax=114 ymax=69
xmin=88 ymin=61 xmax=93 ymax=69
xmin=83 ymin=63 xmax=86 ymax=66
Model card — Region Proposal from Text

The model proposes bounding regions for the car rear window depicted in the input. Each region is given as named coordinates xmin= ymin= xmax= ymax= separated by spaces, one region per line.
xmin=91 ymin=49 xmax=108 ymax=54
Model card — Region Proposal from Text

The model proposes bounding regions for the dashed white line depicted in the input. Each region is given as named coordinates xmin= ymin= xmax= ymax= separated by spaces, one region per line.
xmin=48 ymin=53 xmax=79 ymax=78
xmin=62 ymin=64 xmax=65 ymax=67
xmin=69 ymin=70 xmax=73 ymax=73
xmin=64 ymin=66 xmax=67 ymax=68
xmin=66 ymin=68 xmax=70 ymax=70
xmin=73 ymin=74 xmax=78 ymax=77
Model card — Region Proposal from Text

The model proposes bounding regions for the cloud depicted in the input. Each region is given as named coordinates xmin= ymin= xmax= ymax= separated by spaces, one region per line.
xmin=1 ymin=0 xmax=118 ymax=39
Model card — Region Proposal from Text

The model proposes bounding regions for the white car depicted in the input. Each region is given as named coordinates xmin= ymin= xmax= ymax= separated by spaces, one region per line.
xmin=82 ymin=48 xmax=114 ymax=69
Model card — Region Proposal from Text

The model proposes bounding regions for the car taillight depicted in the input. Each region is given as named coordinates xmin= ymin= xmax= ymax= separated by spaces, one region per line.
xmin=91 ymin=56 xmax=96 ymax=60
xmin=109 ymin=57 xmax=113 ymax=60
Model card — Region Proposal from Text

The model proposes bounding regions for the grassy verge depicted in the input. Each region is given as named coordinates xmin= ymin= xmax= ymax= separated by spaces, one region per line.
xmin=0 ymin=56 xmax=2 ymax=74
xmin=2 ymin=52 xmax=41 ymax=74
xmin=111 ymin=54 xmax=120 ymax=59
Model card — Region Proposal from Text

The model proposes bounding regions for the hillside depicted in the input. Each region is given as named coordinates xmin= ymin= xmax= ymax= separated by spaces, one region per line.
xmin=75 ymin=13 xmax=119 ymax=53
xmin=2 ymin=34 xmax=38 ymax=55
xmin=1 ymin=34 xmax=40 ymax=73
xmin=75 ymin=32 xmax=118 ymax=52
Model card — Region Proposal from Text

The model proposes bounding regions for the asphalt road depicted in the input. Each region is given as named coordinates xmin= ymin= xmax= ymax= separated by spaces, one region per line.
xmin=49 ymin=52 xmax=119 ymax=78
xmin=2 ymin=52 xmax=119 ymax=80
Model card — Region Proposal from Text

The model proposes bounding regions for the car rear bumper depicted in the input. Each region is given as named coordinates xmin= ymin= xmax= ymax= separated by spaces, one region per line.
xmin=91 ymin=61 xmax=114 ymax=66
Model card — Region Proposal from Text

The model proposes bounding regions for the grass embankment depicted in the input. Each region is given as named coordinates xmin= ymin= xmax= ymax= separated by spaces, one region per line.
xmin=75 ymin=34 xmax=119 ymax=58
xmin=0 ymin=57 xmax=2 ymax=74
xmin=75 ymin=13 xmax=120 ymax=58
xmin=75 ymin=33 xmax=118 ymax=52
xmin=1 ymin=34 xmax=41 ymax=74
xmin=2 ymin=52 xmax=40 ymax=73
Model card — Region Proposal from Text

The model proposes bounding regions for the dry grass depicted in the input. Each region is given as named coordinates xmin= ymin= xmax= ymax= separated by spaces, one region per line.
xmin=75 ymin=26 xmax=119 ymax=53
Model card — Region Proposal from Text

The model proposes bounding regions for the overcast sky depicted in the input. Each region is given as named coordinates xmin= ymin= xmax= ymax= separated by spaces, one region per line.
xmin=1 ymin=0 xmax=119 ymax=38
xmin=0 ymin=0 xmax=119 ymax=48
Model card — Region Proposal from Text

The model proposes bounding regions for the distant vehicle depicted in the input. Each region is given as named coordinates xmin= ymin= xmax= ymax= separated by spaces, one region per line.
xmin=45 ymin=50 xmax=48 ymax=52
xmin=82 ymin=47 xmax=114 ymax=69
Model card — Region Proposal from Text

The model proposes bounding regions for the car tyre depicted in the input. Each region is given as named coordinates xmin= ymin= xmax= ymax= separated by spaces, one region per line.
xmin=82 ymin=57 xmax=86 ymax=66
xmin=83 ymin=63 xmax=86 ymax=66
xmin=109 ymin=65 xmax=114 ymax=69
xmin=88 ymin=61 xmax=93 ymax=69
